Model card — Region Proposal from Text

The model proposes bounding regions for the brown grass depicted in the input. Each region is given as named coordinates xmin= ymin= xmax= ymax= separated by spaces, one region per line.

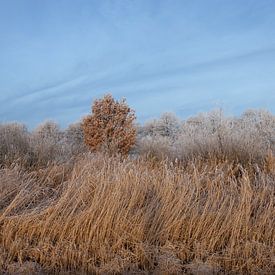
xmin=0 ymin=153 xmax=274 ymax=274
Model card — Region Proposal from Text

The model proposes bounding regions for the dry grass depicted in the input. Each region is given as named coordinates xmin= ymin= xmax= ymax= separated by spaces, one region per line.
xmin=0 ymin=153 xmax=274 ymax=274
xmin=0 ymin=109 xmax=274 ymax=273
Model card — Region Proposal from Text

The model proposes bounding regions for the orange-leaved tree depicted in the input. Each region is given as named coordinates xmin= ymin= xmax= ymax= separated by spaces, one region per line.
xmin=82 ymin=94 xmax=136 ymax=155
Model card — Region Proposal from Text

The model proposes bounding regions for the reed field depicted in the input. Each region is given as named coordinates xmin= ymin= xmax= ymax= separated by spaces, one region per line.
xmin=0 ymin=109 xmax=274 ymax=274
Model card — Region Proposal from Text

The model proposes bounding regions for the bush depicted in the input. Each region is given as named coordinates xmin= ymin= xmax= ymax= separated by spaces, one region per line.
xmin=64 ymin=122 xmax=87 ymax=156
xmin=136 ymin=109 xmax=275 ymax=165
xmin=82 ymin=94 xmax=136 ymax=155
xmin=139 ymin=112 xmax=181 ymax=140
xmin=0 ymin=123 xmax=32 ymax=167
xmin=31 ymin=121 xmax=65 ymax=165
xmin=172 ymin=109 xmax=275 ymax=165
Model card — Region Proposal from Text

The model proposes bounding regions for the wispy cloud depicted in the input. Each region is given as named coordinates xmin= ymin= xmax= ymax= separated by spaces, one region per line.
xmin=0 ymin=0 xmax=275 ymax=127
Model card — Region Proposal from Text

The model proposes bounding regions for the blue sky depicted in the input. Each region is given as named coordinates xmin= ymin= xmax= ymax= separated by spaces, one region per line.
xmin=0 ymin=0 xmax=275 ymax=127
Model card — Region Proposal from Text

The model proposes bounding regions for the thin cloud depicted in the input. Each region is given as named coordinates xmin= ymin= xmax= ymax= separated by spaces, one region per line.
xmin=0 ymin=0 xmax=275 ymax=127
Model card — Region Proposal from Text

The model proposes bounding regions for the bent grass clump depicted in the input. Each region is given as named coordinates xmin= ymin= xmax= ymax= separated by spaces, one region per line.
xmin=0 ymin=154 xmax=274 ymax=274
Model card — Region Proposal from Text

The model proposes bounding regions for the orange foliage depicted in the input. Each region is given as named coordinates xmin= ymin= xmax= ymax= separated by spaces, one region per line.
xmin=82 ymin=94 xmax=136 ymax=155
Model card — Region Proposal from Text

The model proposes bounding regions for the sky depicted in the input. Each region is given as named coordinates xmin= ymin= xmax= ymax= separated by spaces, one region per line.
xmin=0 ymin=0 xmax=275 ymax=128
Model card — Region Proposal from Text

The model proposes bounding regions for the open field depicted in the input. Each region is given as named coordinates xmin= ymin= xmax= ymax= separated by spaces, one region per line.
xmin=0 ymin=109 xmax=274 ymax=274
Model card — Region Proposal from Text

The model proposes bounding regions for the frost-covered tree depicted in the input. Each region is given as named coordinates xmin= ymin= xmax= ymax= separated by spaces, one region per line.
xmin=139 ymin=112 xmax=181 ymax=140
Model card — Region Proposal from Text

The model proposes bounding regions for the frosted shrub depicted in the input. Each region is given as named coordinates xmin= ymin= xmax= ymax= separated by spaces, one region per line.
xmin=239 ymin=109 xmax=275 ymax=149
xmin=137 ymin=109 xmax=275 ymax=165
xmin=137 ymin=113 xmax=181 ymax=160
xmin=228 ymin=109 xmax=275 ymax=162
xmin=1 ymin=107 xmax=273 ymax=168
xmin=175 ymin=110 xmax=229 ymax=159
xmin=156 ymin=112 xmax=181 ymax=139
xmin=138 ymin=110 xmax=229 ymax=161
xmin=174 ymin=109 xmax=275 ymax=163
xmin=0 ymin=123 xmax=31 ymax=166
xmin=64 ymin=122 xmax=87 ymax=156
xmin=31 ymin=121 xmax=65 ymax=165
xmin=139 ymin=112 xmax=181 ymax=141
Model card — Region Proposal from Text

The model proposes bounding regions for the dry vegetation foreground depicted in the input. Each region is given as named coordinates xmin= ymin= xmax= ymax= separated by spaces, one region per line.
xmin=0 ymin=153 xmax=274 ymax=274
xmin=0 ymin=106 xmax=275 ymax=274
